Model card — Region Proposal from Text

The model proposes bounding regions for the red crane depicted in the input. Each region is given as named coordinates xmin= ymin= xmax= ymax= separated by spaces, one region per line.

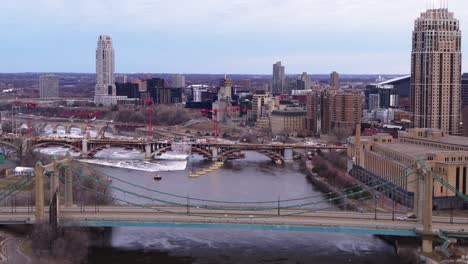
xmin=11 ymin=101 xmax=38 ymax=137
xmin=143 ymin=98 xmax=154 ymax=139
xmin=63 ymin=112 xmax=99 ymax=138
xmin=200 ymin=107 xmax=245 ymax=140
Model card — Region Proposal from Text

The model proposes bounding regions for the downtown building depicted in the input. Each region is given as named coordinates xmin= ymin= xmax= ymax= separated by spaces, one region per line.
xmin=272 ymin=61 xmax=285 ymax=95
xmin=39 ymin=74 xmax=59 ymax=98
xmin=330 ymin=71 xmax=339 ymax=89
xmin=172 ymin=74 xmax=186 ymax=88
xmin=304 ymin=90 xmax=362 ymax=138
xmin=348 ymin=128 xmax=468 ymax=209
xmin=94 ymin=35 xmax=127 ymax=106
xmin=411 ymin=8 xmax=462 ymax=135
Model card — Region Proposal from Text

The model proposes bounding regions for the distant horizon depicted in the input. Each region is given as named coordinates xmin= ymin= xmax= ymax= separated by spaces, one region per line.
xmin=0 ymin=72 xmax=409 ymax=77
xmin=1 ymin=1 xmax=467 ymax=74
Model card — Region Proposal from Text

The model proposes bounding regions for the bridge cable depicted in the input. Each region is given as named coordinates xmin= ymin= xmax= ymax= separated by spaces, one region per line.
xmin=56 ymin=171 xmax=417 ymax=220
xmin=73 ymin=161 xmax=414 ymax=205
xmin=60 ymin=165 xmax=416 ymax=213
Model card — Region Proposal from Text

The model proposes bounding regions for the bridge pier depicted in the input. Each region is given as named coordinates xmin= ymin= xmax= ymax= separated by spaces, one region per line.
xmin=81 ymin=139 xmax=88 ymax=156
xmin=145 ymin=144 xmax=152 ymax=160
xmin=64 ymin=168 xmax=73 ymax=207
xmin=283 ymin=148 xmax=293 ymax=163
xmin=415 ymin=165 xmax=434 ymax=254
xmin=212 ymin=147 xmax=218 ymax=161
xmin=35 ymin=161 xmax=45 ymax=222
xmin=50 ymin=157 xmax=60 ymax=203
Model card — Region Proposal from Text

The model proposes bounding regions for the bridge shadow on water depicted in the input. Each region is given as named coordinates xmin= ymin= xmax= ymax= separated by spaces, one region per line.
xmin=87 ymin=228 xmax=407 ymax=264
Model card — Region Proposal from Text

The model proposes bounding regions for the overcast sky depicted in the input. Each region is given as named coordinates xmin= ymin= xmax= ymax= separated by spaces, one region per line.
xmin=0 ymin=0 xmax=467 ymax=74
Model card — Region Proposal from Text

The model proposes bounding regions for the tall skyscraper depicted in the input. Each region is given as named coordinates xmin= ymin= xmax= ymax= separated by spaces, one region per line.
xmin=368 ymin=94 xmax=380 ymax=110
xmin=330 ymin=71 xmax=339 ymax=89
xmin=462 ymin=73 xmax=468 ymax=109
xmin=39 ymin=74 xmax=59 ymax=98
xmin=95 ymin=35 xmax=120 ymax=106
xmin=172 ymin=74 xmax=186 ymax=88
xmin=411 ymin=8 xmax=462 ymax=135
xmin=272 ymin=61 xmax=285 ymax=95
xmin=297 ymin=72 xmax=311 ymax=90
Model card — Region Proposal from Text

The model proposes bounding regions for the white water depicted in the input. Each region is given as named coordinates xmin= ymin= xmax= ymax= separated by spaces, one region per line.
xmin=34 ymin=146 xmax=188 ymax=172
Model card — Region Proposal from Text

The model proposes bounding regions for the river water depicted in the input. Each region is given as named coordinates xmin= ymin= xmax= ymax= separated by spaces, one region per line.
xmin=72 ymin=151 xmax=404 ymax=264
xmin=31 ymin=131 xmax=404 ymax=263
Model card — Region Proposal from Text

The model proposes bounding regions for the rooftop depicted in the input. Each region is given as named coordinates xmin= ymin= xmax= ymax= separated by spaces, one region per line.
xmin=271 ymin=109 xmax=306 ymax=116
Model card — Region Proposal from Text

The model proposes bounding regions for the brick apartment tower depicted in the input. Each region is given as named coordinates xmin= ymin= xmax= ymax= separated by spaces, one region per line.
xmin=411 ymin=8 xmax=462 ymax=135
xmin=321 ymin=90 xmax=362 ymax=137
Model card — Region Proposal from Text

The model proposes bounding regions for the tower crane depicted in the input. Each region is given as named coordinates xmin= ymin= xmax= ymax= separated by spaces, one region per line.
xmin=11 ymin=101 xmax=38 ymax=137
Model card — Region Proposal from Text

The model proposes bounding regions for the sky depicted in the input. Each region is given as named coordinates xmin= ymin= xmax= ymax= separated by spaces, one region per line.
xmin=0 ymin=0 xmax=467 ymax=74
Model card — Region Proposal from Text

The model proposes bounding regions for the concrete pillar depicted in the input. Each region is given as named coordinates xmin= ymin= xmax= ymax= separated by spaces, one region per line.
xmin=212 ymin=147 xmax=218 ymax=161
xmin=418 ymin=168 xmax=434 ymax=254
xmin=283 ymin=148 xmax=293 ymax=162
xmin=422 ymin=236 xmax=433 ymax=254
xmin=145 ymin=144 xmax=152 ymax=160
xmin=82 ymin=139 xmax=88 ymax=156
xmin=50 ymin=157 xmax=60 ymax=203
xmin=422 ymin=170 xmax=433 ymax=232
xmin=421 ymin=171 xmax=434 ymax=253
xmin=35 ymin=161 xmax=45 ymax=222
xmin=64 ymin=169 xmax=73 ymax=207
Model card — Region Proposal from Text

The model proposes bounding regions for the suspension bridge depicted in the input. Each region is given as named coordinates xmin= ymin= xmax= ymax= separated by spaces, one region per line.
xmin=0 ymin=157 xmax=467 ymax=254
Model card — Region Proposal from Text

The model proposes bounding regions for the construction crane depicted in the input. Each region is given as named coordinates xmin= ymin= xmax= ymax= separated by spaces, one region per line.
xmin=200 ymin=106 xmax=244 ymax=140
xmin=63 ymin=111 xmax=99 ymax=139
xmin=143 ymin=98 xmax=154 ymax=139
xmin=99 ymin=120 xmax=113 ymax=139
xmin=11 ymin=101 xmax=38 ymax=137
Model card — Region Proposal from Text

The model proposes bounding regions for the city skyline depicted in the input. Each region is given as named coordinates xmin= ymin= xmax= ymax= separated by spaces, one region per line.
xmin=1 ymin=0 xmax=467 ymax=74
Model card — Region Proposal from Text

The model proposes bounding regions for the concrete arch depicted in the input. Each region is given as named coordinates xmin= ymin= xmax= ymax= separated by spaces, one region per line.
xmin=217 ymin=149 xmax=283 ymax=163
xmin=18 ymin=123 xmax=28 ymax=129
xmin=87 ymin=144 xmax=145 ymax=157
xmin=67 ymin=124 xmax=84 ymax=134
xmin=53 ymin=124 xmax=66 ymax=133
xmin=30 ymin=142 xmax=81 ymax=153
xmin=39 ymin=124 xmax=53 ymax=133
xmin=0 ymin=141 xmax=19 ymax=157
xmin=151 ymin=146 xmax=172 ymax=157
xmin=190 ymin=146 xmax=213 ymax=159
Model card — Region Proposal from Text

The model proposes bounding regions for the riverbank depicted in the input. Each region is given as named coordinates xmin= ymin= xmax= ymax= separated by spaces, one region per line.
xmin=304 ymin=159 xmax=359 ymax=210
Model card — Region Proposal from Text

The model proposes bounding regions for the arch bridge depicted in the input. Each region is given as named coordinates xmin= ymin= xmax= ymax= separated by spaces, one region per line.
xmin=0 ymin=135 xmax=346 ymax=161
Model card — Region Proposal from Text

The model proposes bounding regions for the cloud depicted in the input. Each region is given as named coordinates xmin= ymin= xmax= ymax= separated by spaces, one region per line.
xmin=2 ymin=0 xmax=468 ymax=34
xmin=0 ymin=0 xmax=467 ymax=73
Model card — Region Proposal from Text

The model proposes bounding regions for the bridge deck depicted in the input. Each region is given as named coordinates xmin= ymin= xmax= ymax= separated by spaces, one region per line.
xmin=0 ymin=207 xmax=466 ymax=237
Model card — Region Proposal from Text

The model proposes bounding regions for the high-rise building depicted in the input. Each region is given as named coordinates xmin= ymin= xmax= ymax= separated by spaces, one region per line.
xmin=272 ymin=61 xmax=285 ymax=95
xmin=95 ymin=35 xmax=125 ymax=106
xmin=368 ymin=94 xmax=380 ymax=110
xmin=304 ymin=91 xmax=320 ymax=136
xmin=172 ymin=74 xmax=186 ymax=88
xmin=297 ymin=72 xmax=311 ymax=90
xmin=462 ymin=73 xmax=468 ymax=109
xmin=411 ymin=8 xmax=462 ymax=135
xmin=330 ymin=71 xmax=339 ymax=89
xmin=39 ymin=75 xmax=59 ymax=98
xmin=321 ymin=90 xmax=362 ymax=137
xmin=115 ymin=75 xmax=127 ymax=83
xmin=212 ymin=77 xmax=233 ymax=123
